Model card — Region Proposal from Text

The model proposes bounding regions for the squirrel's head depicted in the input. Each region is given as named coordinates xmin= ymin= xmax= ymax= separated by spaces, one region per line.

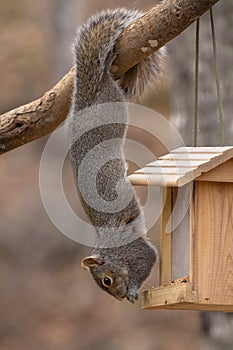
xmin=81 ymin=255 xmax=139 ymax=303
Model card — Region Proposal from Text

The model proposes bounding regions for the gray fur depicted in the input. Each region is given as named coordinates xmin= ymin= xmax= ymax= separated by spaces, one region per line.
xmin=66 ymin=8 xmax=164 ymax=303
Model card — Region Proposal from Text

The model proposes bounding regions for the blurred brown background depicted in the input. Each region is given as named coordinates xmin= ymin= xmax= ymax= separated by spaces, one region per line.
xmin=1 ymin=0 xmax=232 ymax=349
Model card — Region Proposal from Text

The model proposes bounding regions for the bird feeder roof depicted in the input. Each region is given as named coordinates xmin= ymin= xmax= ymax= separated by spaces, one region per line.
xmin=128 ymin=146 xmax=233 ymax=187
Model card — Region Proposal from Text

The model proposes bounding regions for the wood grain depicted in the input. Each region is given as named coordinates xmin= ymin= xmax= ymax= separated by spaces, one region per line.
xmin=141 ymin=284 xmax=233 ymax=311
xmin=142 ymin=283 xmax=198 ymax=310
xmin=193 ymin=181 xmax=233 ymax=306
xmin=196 ymin=159 xmax=233 ymax=183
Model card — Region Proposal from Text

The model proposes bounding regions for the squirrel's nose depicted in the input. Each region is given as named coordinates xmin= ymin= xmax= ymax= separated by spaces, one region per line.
xmin=126 ymin=290 xmax=139 ymax=303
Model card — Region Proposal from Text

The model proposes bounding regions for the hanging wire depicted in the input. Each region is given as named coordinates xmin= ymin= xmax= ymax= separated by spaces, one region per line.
xmin=209 ymin=7 xmax=225 ymax=146
xmin=193 ymin=19 xmax=200 ymax=147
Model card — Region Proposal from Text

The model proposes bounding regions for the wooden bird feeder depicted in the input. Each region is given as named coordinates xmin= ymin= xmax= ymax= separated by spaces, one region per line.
xmin=129 ymin=146 xmax=233 ymax=312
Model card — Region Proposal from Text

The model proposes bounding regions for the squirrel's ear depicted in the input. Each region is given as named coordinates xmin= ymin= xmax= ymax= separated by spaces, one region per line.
xmin=81 ymin=256 xmax=104 ymax=271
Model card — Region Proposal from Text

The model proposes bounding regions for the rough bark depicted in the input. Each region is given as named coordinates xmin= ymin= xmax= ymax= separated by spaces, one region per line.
xmin=0 ymin=68 xmax=75 ymax=154
xmin=112 ymin=0 xmax=220 ymax=78
xmin=0 ymin=0 xmax=220 ymax=155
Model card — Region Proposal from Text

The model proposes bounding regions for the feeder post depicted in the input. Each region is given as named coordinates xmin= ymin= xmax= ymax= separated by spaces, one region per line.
xmin=160 ymin=187 xmax=172 ymax=285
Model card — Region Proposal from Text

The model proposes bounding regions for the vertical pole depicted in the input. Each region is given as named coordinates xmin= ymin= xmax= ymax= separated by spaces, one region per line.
xmin=160 ymin=187 xmax=172 ymax=285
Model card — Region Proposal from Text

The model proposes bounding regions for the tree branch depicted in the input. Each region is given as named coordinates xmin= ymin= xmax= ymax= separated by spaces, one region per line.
xmin=0 ymin=0 xmax=220 ymax=155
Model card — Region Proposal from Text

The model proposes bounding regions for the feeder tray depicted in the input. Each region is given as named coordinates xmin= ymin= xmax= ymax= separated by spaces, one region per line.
xmin=129 ymin=146 xmax=233 ymax=312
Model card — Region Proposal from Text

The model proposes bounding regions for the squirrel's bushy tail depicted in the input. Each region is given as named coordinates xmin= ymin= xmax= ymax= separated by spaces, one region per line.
xmin=119 ymin=50 xmax=166 ymax=100
xmin=73 ymin=8 xmax=166 ymax=108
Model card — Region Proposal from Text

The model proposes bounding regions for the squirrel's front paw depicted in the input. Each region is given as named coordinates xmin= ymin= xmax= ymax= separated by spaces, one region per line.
xmin=126 ymin=288 xmax=139 ymax=303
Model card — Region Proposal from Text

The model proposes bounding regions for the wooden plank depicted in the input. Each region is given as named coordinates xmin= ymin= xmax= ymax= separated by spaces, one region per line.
xmin=141 ymin=284 xmax=233 ymax=311
xmin=135 ymin=166 xmax=196 ymax=175
xmin=160 ymin=153 xmax=222 ymax=160
xmin=128 ymin=173 xmax=194 ymax=187
xmin=142 ymin=304 xmax=233 ymax=311
xmin=171 ymin=146 xmax=233 ymax=154
xmin=129 ymin=147 xmax=233 ymax=187
xmin=141 ymin=283 xmax=198 ymax=309
xmin=190 ymin=192 xmax=195 ymax=286
xmin=160 ymin=188 xmax=172 ymax=285
xmin=147 ymin=159 xmax=207 ymax=168
xmin=128 ymin=173 xmax=179 ymax=186
xmin=193 ymin=182 xmax=233 ymax=306
xmin=196 ymin=159 xmax=233 ymax=183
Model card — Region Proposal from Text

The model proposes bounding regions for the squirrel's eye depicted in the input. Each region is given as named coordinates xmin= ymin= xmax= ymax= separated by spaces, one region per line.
xmin=102 ymin=276 xmax=113 ymax=287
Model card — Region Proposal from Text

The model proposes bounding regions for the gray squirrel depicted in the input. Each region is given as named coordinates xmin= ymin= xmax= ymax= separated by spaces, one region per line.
xmin=65 ymin=8 xmax=165 ymax=303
